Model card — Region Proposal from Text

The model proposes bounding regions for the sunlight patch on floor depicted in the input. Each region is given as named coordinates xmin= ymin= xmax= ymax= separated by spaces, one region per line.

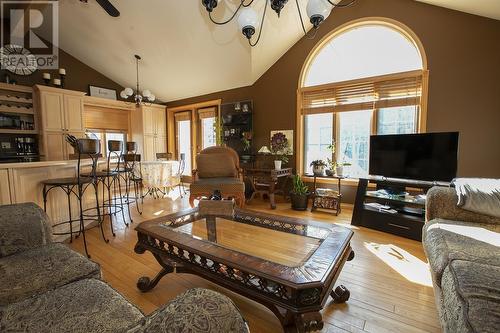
xmin=364 ymin=242 xmax=433 ymax=287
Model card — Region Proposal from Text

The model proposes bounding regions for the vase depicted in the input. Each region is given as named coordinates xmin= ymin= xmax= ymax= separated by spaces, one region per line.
xmin=274 ymin=160 xmax=282 ymax=170
xmin=313 ymin=165 xmax=325 ymax=176
xmin=336 ymin=166 xmax=344 ymax=177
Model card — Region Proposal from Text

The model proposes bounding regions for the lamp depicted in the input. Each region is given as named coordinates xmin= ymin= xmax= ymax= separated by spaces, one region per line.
xmin=202 ymin=0 xmax=356 ymax=47
xmin=258 ymin=146 xmax=272 ymax=154
xmin=120 ymin=55 xmax=156 ymax=106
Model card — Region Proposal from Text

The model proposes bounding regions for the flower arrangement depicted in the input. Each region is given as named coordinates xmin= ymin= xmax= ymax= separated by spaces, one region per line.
xmin=270 ymin=131 xmax=292 ymax=164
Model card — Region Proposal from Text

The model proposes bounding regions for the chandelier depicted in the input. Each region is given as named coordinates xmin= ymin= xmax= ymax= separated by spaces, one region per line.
xmin=120 ymin=55 xmax=156 ymax=106
xmin=201 ymin=0 xmax=356 ymax=47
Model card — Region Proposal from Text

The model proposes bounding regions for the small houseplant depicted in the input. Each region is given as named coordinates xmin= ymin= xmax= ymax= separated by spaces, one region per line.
xmin=290 ymin=175 xmax=310 ymax=211
xmin=310 ymin=160 xmax=327 ymax=176
xmin=335 ymin=162 xmax=351 ymax=177
xmin=325 ymin=140 xmax=336 ymax=176
xmin=326 ymin=158 xmax=337 ymax=176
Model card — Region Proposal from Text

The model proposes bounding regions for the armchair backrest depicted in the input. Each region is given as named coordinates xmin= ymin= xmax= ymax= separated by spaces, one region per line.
xmin=195 ymin=146 xmax=240 ymax=179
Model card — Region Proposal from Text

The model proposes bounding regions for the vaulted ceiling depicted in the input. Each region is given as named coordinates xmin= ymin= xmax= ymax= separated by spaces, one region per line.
xmin=54 ymin=0 xmax=500 ymax=102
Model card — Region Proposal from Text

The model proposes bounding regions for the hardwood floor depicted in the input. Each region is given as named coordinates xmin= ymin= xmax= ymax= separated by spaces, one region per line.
xmin=69 ymin=192 xmax=441 ymax=333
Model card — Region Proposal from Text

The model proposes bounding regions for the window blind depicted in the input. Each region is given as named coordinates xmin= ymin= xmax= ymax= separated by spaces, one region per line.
xmin=300 ymin=70 xmax=426 ymax=115
xmin=174 ymin=111 xmax=191 ymax=121
xmin=198 ymin=107 xmax=217 ymax=119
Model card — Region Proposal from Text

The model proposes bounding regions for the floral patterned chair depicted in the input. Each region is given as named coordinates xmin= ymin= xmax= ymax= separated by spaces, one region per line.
xmin=189 ymin=146 xmax=245 ymax=207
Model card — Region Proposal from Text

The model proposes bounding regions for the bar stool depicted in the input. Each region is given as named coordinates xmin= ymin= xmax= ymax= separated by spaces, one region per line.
xmin=84 ymin=140 xmax=128 ymax=237
xmin=42 ymin=138 xmax=107 ymax=258
xmin=122 ymin=141 xmax=143 ymax=217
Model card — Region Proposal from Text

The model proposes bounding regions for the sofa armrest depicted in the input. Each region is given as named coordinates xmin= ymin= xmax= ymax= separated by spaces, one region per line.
xmin=426 ymin=187 xmax=500 ymax=225
xmin=0 ymin=202 xmax=52 ymax=258
xmin=126 ymin=288 xmax=249 ymax=333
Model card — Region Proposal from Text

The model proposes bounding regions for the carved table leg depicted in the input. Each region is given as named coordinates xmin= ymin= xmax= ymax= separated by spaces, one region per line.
xmin=269 ymin=181 xmax=277 ymax=209
xmin=137 ymin=267 xmax=172 ymax=292
xmin=331 ymin=285 xmax=350 ymax=303
xmin=283 ymin=311 xmax=324 ymax=333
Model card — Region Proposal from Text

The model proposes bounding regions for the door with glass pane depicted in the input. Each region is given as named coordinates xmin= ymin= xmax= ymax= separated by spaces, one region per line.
xmin=175 ymin=112 xmax=192 ymax=176
xmin=198 ymin=107 xmax=217 ymax=152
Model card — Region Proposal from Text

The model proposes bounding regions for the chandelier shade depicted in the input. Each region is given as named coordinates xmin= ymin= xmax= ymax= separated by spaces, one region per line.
xmin=202 ymin=0 xmax=356 ymax=47
xmin=120 ymin=55 xmax=155 ymax=106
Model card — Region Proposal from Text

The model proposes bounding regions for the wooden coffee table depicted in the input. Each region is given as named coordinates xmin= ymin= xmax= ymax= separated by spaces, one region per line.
xmin=134 ymin=207 xmax=354 ymax=332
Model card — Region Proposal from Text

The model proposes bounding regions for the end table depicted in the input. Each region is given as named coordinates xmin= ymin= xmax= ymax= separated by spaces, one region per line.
xmin=307 ymin=174 xmax=345 ymax=215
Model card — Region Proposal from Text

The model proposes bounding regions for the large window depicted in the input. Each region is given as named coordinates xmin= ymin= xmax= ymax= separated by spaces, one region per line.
xmin=301 ymin=22 xmax=426 ymax=177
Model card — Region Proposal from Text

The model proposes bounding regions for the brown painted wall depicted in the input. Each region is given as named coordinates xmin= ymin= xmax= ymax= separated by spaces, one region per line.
xmin=1 ymin=44 xmax=124 ymax=96
xmin=170 ymin=0 xmax=500 ymax=178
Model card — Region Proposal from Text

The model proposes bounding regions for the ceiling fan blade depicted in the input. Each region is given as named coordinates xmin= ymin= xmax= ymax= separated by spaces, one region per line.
xmin=95 ymin=0 xmax=120 ymax=17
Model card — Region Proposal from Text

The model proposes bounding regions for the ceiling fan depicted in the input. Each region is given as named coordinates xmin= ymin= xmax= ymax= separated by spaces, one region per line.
xmin=79 ymin=0 xmax=120 ymax=17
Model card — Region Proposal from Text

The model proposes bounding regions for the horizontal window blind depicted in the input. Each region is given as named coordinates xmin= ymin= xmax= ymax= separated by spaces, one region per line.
xmin=174 ymin=111 xmax=191 ymax=122
xmin=198 ymin=107 xmax=217 ymax=119
xmin=84 ymin=105 xmax=129 ymax=131
xmin=300 ymin=70 xmax=427 ymax=115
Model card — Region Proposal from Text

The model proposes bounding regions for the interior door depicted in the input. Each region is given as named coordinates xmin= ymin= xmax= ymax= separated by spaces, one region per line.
xmin=174 ymin=111 xmax=192 ymax=175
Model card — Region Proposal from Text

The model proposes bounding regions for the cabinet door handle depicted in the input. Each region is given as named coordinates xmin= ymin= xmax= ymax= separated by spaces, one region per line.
xmin=388 ymin=223 xmax=410 ymax=230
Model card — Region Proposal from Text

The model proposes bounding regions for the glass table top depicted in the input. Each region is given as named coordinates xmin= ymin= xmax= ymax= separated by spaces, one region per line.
xmin=170 ymin=217 xmax=323 ymax=267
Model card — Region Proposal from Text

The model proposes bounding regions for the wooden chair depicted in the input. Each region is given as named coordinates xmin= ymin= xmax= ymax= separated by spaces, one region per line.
xmin=189 ymin=146 xmax=245 ymax=207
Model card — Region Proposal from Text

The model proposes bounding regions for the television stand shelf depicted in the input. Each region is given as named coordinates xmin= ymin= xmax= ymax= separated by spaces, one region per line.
xmin=351 ymin=177 xmax=450 ymax=241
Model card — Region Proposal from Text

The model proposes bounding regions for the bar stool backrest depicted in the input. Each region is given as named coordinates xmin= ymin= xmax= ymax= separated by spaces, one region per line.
xmin=126 ymin=141 xmax=138 ymax=153
xmin=156 ymin=152 xmax=172 ymax=161
xmin=77 ymin=138 xmax=100 ymax=184
xmin=124 ymin=141 xmax=140 ymax=175
xmin=107 ymin=140 xmax=123 ymax=172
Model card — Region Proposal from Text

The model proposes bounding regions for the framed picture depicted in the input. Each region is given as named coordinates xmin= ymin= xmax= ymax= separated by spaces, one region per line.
xmin=88 ymin=85 xmax=117 ymax=100
xmin=270 ymin=130 xmax=294 ymax=155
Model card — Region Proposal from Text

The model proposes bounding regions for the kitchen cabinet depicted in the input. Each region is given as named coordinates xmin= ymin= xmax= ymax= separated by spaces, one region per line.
xmin=35 ymin=85 xmax=85 ymax=160
xmin=130 ymin=104 xmax=167 ymax=161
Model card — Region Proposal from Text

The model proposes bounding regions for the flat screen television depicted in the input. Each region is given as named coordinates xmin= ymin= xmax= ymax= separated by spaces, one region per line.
xmin=369 ymin=132 xmax=459 ymax=182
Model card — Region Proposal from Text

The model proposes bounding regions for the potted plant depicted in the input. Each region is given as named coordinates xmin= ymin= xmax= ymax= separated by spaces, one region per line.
xmin=325 ymin=140 xmax=336 ymax=176
xmin=290 ymin=175 xmax=310 ymax=211
xmin=336 ymin=162 xmax=352 ymax=177
xmin=273 ymin=154 xmax=288 ymax=170
xmin=310 ymin=160 xmax=327 ymax=176
xmin=325 ymin=158 xmax=337 ymax=176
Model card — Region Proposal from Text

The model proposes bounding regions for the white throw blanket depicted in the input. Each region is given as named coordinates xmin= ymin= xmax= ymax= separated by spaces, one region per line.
xmin=454 ymin=178 xmax=500 ymax=218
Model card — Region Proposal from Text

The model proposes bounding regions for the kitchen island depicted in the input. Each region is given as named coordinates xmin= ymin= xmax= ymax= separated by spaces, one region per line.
xmin=0 ymin=159 xmax=113 ymax=239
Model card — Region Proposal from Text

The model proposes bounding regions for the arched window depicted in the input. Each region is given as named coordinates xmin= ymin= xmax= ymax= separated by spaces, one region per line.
xmin=298 ymin=20 xmax=428 ymax=177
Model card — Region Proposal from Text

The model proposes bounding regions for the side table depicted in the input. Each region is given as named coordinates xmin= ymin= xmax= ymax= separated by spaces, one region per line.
xmin=307 ymin=174 xmax=345 ymax=215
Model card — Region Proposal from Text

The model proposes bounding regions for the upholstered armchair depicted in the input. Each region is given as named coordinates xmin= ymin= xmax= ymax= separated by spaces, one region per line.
xmin=189 ymin=146 xmax=245 ymax=207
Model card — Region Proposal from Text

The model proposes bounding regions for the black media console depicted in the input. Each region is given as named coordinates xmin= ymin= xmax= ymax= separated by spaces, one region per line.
xmin=351 ymin=176 xmax=450 ymax=241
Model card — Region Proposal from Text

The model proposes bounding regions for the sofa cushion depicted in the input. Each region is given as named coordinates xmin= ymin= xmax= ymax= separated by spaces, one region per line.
xmin=0 ymin=202 xmax=52 ymax=258
xmin=0 ymin=279 xmax=144 ymax=333
xmin=440 ymin=260 xmax=500 ymax=333
xmin=422 ymin=218 xmax=500 ymax=285
xmin=196 ymin=153 xmax=238 ymax=178
xmin=0 ymin=243 xmax=101 ymax=306
xmin=126 ymin=288 xmax=248 ymax=333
